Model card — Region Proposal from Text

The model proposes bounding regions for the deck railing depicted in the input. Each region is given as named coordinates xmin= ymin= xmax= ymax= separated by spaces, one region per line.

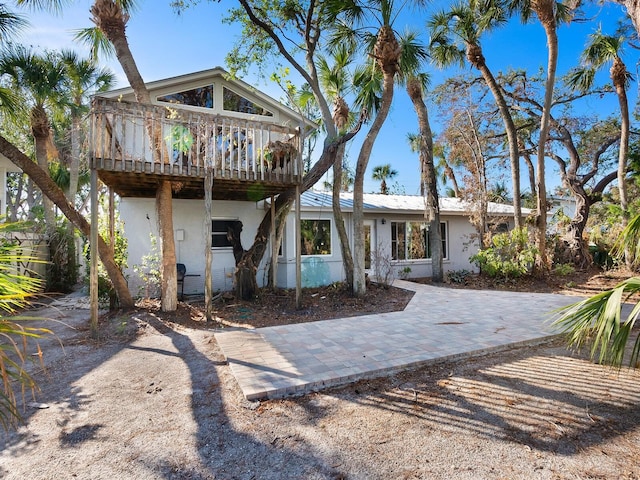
xmin=89 ymin=97 xmax=303 ymax=183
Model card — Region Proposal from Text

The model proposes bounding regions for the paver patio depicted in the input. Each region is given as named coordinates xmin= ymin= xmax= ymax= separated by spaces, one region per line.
xmin=214 ymin=280 xmax=582 ymax=400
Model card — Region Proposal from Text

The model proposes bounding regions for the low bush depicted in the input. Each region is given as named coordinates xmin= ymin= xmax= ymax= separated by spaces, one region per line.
xmin=470 ymin=228 xmax=537 ymax=279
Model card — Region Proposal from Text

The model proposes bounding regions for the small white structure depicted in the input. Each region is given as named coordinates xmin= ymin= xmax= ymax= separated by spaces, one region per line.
xmin=0 ymin=153 xmax=21 ymax=217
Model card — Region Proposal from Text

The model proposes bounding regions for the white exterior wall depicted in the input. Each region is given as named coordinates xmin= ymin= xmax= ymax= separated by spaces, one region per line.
xmin=120 ymin=197 xmax=269 ymax=297
xmin=370 ymin=213 xmax=482 ymax=280
xmin=121 ymin=196 xmax=517 ymax=294
xmin=276 ymin=209 xmax=349 ymax=289
xmin=275 ymin=210 xmax=487 ymax=288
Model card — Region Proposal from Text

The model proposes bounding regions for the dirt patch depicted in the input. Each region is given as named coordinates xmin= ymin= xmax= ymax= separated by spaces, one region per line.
xmin=137 ymin=281 xmax=414 ymax=330
xmin=1 ymin=269 xmax=639 ymax=479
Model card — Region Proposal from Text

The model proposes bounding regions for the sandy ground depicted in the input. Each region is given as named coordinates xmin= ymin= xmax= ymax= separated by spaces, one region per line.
xmin=1 ymin=292 xmax=640 ymax=480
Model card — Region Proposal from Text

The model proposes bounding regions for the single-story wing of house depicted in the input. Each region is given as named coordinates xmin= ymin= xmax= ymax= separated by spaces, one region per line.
xmin=120 ymin=190 xmax=528 ymax=296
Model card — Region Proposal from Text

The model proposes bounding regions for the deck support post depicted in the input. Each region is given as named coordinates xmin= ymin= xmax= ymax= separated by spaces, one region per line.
xmin=204 ymin=169 xmax=214 ymax=322
xmin=109 ymin=187 xmax=115 ymax=254
xmin=270 ymin=195 xmax=277 ymax=290
xmin=295 ymin=184 xmax=301 ymax=309
xmin=90 ymin=167 xmax=99 ymax=334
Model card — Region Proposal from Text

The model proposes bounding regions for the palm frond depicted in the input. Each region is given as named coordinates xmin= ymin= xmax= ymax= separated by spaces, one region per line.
xmin=72 ymin=27 xmax=115 ymax=62
xmin=553 ymin=277 xmax=640 ymax=367
xmin=565 ymin=66 xmax=596 ymax=93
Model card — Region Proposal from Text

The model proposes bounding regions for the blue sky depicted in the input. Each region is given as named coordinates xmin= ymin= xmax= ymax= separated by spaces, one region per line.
xmin=13 ymin=0 xmax=637 ymax=196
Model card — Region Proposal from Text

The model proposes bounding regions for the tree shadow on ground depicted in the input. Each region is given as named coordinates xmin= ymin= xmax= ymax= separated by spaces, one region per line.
xmin=338 ymin=344 xmax=640 ymax=455
xmin=1 ymin=300 xmax=357 ymax=479
xmin=139 ymin=314 xmax=351 ymax=479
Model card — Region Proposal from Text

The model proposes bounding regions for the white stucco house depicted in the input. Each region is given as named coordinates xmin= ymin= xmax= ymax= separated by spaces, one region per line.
xmin=88 ymin=67 xmax=525 ymax=298
xmin=119 ymin=190 xmax=524 ymax=296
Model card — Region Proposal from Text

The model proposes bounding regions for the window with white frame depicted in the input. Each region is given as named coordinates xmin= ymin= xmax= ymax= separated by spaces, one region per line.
xmin=222 ymin=87 xmax=273 ymax=117
xmin=391 ymin=221 xmax=447 ymax=260
xmin=157 ymin=85 xmax=214 ymax=108
xmin=300 ymin=219 xmax=331 ymax=255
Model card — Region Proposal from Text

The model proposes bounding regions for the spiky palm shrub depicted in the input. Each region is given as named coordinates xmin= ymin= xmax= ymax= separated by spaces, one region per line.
xmin=0 ymin=222 xmax=49 ymax=430
xmin=553 ymin=213 xmax=640 ymax=367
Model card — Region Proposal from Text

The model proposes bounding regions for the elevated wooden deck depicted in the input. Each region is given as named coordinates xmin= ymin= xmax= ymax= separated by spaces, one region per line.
xmin=89 ymin=97 xmax=303 ymax=201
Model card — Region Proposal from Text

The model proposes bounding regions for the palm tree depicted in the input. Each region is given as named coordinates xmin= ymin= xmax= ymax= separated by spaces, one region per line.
xmin=429 ymin=0 xmax=522 ymax=229
xmin=60 ymin=49 xmax=115 ymax=202
xmin=488 ymin=181 xmax=510 ymax=203
xmin=553 ymin=212 xmax=640 ymax=368
xmin=405 ymin=78 xmax=444 ymax=283
xmin=327 ymin=0 xmax=411 ymax=296
xmin=318 ymin=44 xmax=357 ymax=288
xmin=0 ymin=0 xmax=133 ymax=310
xmin=0 ymin=3 xmax=27 ymax=43
xmin=372 ymin=163 xmax=398 ymax=194
xmin=58 ymin=50 xmax=115 ymax=289
xmin=434 ymin=142 xmax=461 ymax=197
xmin=566 ymin=28 xmax=632 ymax=263
xmin=506 ymin=0 xmax=575 ymax=270
xmin=88 ymin=0 xmax=178 ymax=312
xmin=0 ymin=45 xmax=66 ymax=234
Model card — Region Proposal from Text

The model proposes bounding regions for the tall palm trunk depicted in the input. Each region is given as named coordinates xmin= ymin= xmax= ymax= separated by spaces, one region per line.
xmin=333 ymin=143 xmax=354 ymax=288
xmin=65 ymin=111 xmax=82 ymax=285
xmin=612 ymin=57 xmax=630 ymax=264
xmin=407 ymin=78 xmax=442 ymax=282
xmin=30 ymin=105 xmax=55 ymax=232
xmin=353 ymin=25 xmax=400 ymax=297
xmin=68 ymin=112 xmax=81 ymax=201
xmin=533 ymin=0 xmax=559 ymax=271
xmin=91 ymin=0 xmax=177 ymax=311
xmin=467 ymin=43 xmax=522 ymax=228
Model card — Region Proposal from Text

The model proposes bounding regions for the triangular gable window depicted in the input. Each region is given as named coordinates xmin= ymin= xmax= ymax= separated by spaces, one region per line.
xmin=223 ymin=87 xmax=273 ymax=117
xmin=157 ymin=85 xmax=214 ymax=108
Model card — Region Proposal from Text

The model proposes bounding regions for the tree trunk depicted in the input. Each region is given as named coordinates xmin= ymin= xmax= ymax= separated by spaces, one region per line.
xmin=65 ymin=114 xmax=82 ymax=288
xmin=333 ymin=143 xmax=354 ymax=288
xmin=620 ymin=0 xmax=640 ymax=35
xmin=92 ymin=0 xmax=177 ymax=310
xmin=157 ymin=181 xmax=177 ymax=311
xmin=31 ymin=106 xmax=55 ymax=232
xmin=533 ymin=0 xmax=559 ymax=271
xmin=523 ymin=152 xmax=537 ymax=205
xmin=407 ymin=78 xmax=442 ymax=282
xmin=613 ymin=61 xmax=630 ymax=264
xmin=0 ymin=134 xmax=133 ymax=307
xmin=231 ymin=113 xmax=366 ymax=300
xmin=228 ymin=220 xmax=259 ymax=300
xmin=564 ymin=183 xmax=592 ymax=268
xmin=472 ymin=53 xmax=522 ymax=229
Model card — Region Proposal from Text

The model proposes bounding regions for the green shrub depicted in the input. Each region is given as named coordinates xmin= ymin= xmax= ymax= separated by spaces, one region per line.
xmin=552 ymin=263 xmax=575 ymax=276
xmin=132 ymin=233 xmax=161 ymax=299
xmin=83 ymin=207 xmax=128 ymax=309
xmin=470 ymin=228 xmax=537 ymax=279
xmin=447 ymin=269 xmax=471 ymax=284
xmin=398 ymin=266 xmax=412 ymax=279
xmin=589 ymin=242 xmax=615 ymax=269
xmin=47 ymin=225 xmax=78 ymax=293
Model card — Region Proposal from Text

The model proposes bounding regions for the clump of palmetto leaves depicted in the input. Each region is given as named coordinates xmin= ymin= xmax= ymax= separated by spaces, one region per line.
xmin=0 ymin=222 xmax=49 ymax=430
xmin=553 ymin=214 xmax=640 ymax=368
